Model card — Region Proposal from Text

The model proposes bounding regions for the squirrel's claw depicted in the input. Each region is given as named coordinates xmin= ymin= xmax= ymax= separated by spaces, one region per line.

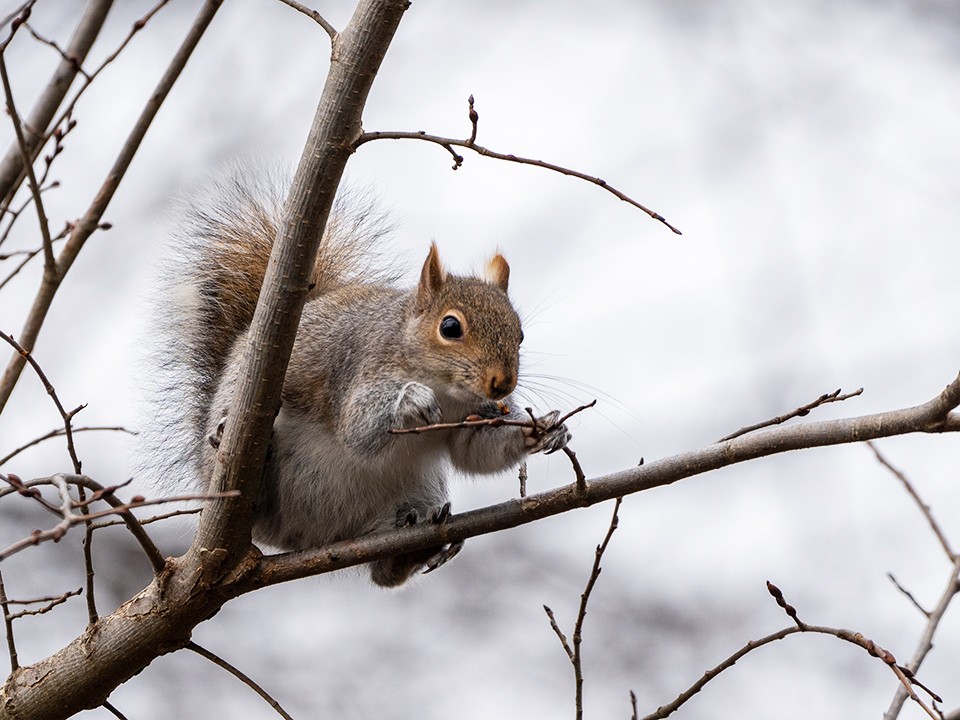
xmin=208 ymin=415 xmax=228 ymax=449
xmin=522 ymin=410 xmax=572 ymax=455
xmin=423 ymin=540 xmax=464 ymax=575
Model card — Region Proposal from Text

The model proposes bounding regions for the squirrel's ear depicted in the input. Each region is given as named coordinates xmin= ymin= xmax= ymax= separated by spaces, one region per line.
xmin=418 ymin=242 xmax=447 ymax=307
xmin=485 ymin=252 xmax=510 ymax=292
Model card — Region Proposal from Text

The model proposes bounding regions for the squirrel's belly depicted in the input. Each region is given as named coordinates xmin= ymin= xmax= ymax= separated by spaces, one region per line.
xmin=251 ymin=409 xmax=449 ymax=551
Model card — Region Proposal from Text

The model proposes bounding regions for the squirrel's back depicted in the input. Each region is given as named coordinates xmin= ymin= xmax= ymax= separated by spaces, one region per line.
xmin=142 ymin=175 xmax=393 ymax=490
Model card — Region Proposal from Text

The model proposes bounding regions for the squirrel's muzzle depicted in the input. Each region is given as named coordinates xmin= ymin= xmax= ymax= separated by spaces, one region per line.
xmin=486 ymin=369 xmax=516 ymax=400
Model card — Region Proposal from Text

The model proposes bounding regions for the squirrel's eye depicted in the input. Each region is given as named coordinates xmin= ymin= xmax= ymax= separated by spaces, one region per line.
xmin=439 ymin=315 xmax=463 ymax=339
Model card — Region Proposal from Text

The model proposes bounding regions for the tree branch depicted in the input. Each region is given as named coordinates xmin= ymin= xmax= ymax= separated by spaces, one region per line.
xmin=718 ymin=387 xmax=863 ymax=442
xmin=0 ymin=0 xmax=114 ymax=209
xmin=254 ymin=372 xmax=960 ymax=587
xmin=355 ymin=97 xmax=681 ymax=235
xmin=191 ymin=0 xmax=410 ymax=564
xmin=0 ymin=0 xmax=219 ymax=414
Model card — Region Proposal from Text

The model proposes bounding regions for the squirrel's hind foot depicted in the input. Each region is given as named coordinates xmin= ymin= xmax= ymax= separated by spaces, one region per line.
xmin=370 ymin=501 xmax=461 ymax=587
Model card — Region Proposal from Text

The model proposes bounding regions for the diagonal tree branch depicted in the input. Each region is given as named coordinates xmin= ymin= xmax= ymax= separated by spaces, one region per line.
xmin=0 ymin=0 xmax=220 ymax=414
xmin=190 ymin=0 xmax=411 ymax=564
xmin=0 ymin=0 xmax=114 ymax=209
xmin=254 ymin=372 xmax=960 ymax=587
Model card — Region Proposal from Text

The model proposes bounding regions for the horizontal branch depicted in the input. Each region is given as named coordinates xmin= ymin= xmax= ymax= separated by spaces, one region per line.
xmin=254 ymin=373 xmax=960 ymax=587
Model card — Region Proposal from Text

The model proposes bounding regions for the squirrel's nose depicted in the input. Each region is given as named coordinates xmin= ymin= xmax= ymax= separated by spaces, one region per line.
xmin=486 ymin=370 xmax=516 ymax=400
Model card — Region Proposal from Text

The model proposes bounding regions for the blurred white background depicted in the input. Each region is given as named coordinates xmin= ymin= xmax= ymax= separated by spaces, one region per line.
xmin=0 ymin=1 xmax=958 ymax=718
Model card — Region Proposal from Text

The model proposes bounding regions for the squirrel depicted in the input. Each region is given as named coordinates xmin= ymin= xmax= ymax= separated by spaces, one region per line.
xmin=153 ymin=178 xmax=570 ymax=587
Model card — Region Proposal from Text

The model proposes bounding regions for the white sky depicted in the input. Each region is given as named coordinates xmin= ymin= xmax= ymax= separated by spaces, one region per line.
xmin=0 ymin=1 xmax=958 ymax=718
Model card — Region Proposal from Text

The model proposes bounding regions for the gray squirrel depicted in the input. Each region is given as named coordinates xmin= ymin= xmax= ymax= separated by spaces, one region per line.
xmin=153 ymin=180 xmax=570 ymax=586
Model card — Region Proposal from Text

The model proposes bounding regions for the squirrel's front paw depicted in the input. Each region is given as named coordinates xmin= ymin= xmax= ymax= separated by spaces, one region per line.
xmin=523 ymin=409 xmax=572 ymax=455
xmin=395 ymin=382 xmax=442 ymax=429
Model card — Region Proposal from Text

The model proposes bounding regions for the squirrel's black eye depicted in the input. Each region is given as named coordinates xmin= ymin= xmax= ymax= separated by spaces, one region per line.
xmin=439 ymin=315 xmax=463 ymax=339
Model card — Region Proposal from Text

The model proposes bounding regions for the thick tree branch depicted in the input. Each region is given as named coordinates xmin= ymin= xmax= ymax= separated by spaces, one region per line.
xmin=191 ymin=0 xmax=410 ymax=563
xmin=254 ymin=373 xmax=960 ymax=586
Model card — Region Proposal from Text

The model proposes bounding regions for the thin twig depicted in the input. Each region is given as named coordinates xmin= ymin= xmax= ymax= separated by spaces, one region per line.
xmin=187 ymin=642 xmax=295 ymax=720
xmin=542 ymin=605 xmax=574 ymax=661
xmin=390 ymin=399 xmax=596 ymax=436
xmin=639 ymin=583 xmax=942 ymax=720
xmin=0 ymin=425 xmax=134 ymax=467
xmin=0 ymin=330 xmax=86 ymax=480
xmin=0 ymin=51 xmax=54 ymax=271
xmin=545 ymin=497 xmax=623 ymax=720
xmin=356 ymin=98 xmax=681 ymax=235
xmin=717 ymin=387 xmax=864 ymax=443
xmin=765 ymin=582 xmax=941 ymax=719
xmin=101 ymin=700 xmax=128 ymax=720
xmin=4 ymin=587 xmax=81 ymax=620
xmin=563 ymin=446 xmax=587 ymax=496
xmin=0 ymin=568 xmax=18 ymax=670
xmin=886 ymin=572 xmax=930 ymax=618
xmin=868 ymin=441 xmax=955 ymax=561
xmin=89 ymin=506 xmax=201 ymax=530
xmin=275 ymin=0 xmax=337 ymax=39
xmin=0 ymin=472 xmax=235 ymax=563
xmin=882 ymin=556 xmax=960 ymax=720
xmin=0 ymin=0 xmax=217 ymax=414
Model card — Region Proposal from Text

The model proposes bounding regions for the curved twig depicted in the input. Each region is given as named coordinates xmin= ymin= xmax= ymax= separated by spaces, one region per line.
xmin=355 ymin=98 xmax=681 ymax=235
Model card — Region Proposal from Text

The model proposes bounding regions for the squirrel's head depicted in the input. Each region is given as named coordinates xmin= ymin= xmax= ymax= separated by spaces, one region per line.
xmin=408 ymin=242 xmax=523 ymax=403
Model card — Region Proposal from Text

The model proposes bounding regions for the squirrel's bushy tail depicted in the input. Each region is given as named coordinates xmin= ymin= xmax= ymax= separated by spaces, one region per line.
xmin=140 ymin=171 xmax=393 ymax=490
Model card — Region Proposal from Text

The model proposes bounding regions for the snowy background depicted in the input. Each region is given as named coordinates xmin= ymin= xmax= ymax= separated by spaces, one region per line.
xmin=0 ymin=1 xmax=958 ymax=718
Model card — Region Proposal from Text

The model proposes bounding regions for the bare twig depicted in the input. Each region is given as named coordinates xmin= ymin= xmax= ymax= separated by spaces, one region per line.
xmin=0 ymin=330 xmax=85 ymax=474
xmin=886 ymin=572 xmax=930 ymax=617
xmin=0 ymin=0 xmax=218 ymax=414
xmin=0 ymin=568 xmax=18 ymax=670
xmin=0 ymin=472 xmax=233 ymax=564
xmin=187 ymin=642 xmax=294 ymax=720
xmin=563 ymin=447 xmax=587 ymax=496
xmin=882 ymin=556 xmax=960 ymax=719
xmin=638 ymin=582 xmax=942 ymax=720
xmin=89 ymin=507 xmax=202 ymax=530
xmin=545 ymin=497 xmax=623 ymax=720
xmin=718 ymin=387 xmax=864 ymax=443
xmin=765 ymin=582 xmax=941 ymax=720
xmin=390 ymin=399 xmax=596 ymax=436
xmin=0 ymin=0 xmax=113 ymax=209
xmin=868 ymin=441 xmax=955 ymax=561
xmin=4 ymin=587 xmax=82 ymax=620
xmin=0 ymin=51 xmax=54 ymax=271
xmin=101 ymin=700 xmax=128 ymax=720
xmin=355 ymin=98 xmax=681 ymax=235
xmin=275 ymin=0 xmax=337 ymax=39
xmin=0 ymin=425 xmax=134 ymax=467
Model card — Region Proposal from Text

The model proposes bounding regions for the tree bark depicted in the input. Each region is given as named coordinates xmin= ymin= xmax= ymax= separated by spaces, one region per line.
xmin=0 ymin=1 xmax=410 ymax=717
